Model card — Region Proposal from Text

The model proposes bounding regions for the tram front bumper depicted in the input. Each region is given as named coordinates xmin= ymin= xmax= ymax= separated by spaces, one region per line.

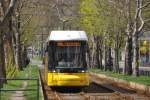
xmin=47 ymin=73 xmax=89 ymax=86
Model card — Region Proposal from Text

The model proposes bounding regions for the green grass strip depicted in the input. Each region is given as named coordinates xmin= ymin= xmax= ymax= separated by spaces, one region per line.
xmin=1 ymin=65 xmax=42 ymax=100
xmin=24 ymin=65 xmax=41 ymax=100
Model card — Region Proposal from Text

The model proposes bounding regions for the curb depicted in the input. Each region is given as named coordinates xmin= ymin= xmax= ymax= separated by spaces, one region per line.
xmin=90 ymin=72 xmax=150 ymax=96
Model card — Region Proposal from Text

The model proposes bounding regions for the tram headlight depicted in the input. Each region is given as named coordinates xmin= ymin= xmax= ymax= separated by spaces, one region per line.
xmin=81 ymin=70 xmax=85 ymax=73
xmin=52 ymin=70 xmax=56 ymax=72
xmin=79 ymin=70 xmax=87 ymax=73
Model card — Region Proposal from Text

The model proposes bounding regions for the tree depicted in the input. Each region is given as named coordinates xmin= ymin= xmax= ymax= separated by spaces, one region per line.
xmin=123 ymin=0 xmax=134 ymax=75
xmin=80 ymin=0 xmax=104 ymax=68
xmin=0 ymin=0 xmax=17 ymax=85
xmin=80 ymin=0 xmax=126 ymax=71
xmin=11 ymin=0 xmax=39 ymax=70
xmin=132 ymin=0 xmax=150 ymax=76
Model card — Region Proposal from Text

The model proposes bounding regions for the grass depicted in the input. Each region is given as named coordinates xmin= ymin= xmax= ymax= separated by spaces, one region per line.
xmin=0 ymin=65 xmax=42 ymax=100
xmin=1 ymin=68 xmax=29 ymax=100
xmin=1 ymin=81 xmax=23 ymax=100
xmin=90 ymin=68 xmax=150 ymax=86
xmin=24 ymin=65 xmax=42 ymax=100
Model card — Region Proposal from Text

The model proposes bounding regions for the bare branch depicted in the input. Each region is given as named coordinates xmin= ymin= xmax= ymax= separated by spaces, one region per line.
xmin=140 ymin=2 xmax=150 ymax=9
xmin=144 ymin=19 xmax=150 ymax=22
xmin=21 ymin=15 xmax=33 ymax=28
xmin=0 ymin=0 xmax=17 ymax=25
xmin=138 ymin=0 xmax=144 ymax=32
xmin=55 ymin=4 xmax=69 ymax=22
xmin=55 ymin=5 xmax=62 ymax=20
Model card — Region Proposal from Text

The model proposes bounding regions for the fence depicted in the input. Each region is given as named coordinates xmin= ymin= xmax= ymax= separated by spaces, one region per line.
xmin=0 ymin=78 xmax=39 ymax=100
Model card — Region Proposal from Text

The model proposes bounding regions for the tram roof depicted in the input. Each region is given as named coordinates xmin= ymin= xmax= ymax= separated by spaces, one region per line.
xmin=47 ymin=31 xmax=88 ymax=42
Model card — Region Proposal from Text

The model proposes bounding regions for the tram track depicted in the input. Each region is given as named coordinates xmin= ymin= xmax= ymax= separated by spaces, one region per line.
xmin=43 ymin=91 xmax=136 ymax=100
xmin=39 ymin=69 xmax=150 ymax=100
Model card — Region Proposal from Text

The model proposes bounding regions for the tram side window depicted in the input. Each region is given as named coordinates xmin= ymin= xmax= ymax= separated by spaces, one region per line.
xmin=81 ymin=44 xmax=87 ymax=68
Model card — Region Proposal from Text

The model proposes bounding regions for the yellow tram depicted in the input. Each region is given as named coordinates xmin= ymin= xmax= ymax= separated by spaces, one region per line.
xmin=44 ymin=31 xmax=89 ymax=87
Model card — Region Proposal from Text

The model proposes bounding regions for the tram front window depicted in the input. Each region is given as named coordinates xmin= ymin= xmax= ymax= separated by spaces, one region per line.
xmin=55 ymin=46 xmax=84 ymax=68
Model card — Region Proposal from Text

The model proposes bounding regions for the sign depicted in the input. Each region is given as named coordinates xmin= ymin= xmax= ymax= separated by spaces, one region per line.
xmin=57 ymin=42 xmax=80 ymax=46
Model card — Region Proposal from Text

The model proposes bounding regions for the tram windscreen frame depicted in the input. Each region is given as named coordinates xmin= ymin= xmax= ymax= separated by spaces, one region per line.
xmin=48 ymin=41 xmax=87 ymax=70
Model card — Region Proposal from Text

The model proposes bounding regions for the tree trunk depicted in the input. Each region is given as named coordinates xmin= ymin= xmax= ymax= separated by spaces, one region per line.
xmin=104 ymin=44 xmax=108 ymax=71
xmin=95 ymin=36 xmax=100 ymax=69
xmin=124 ymin=36 xmax=132 ymax=75
xmin=9 ymin=19 xmax=16 ymax=65
xmin=99 ymin=44 xmax=103 ymax=69
xmin=114 ymin=33 xmax=120 ymax=73
xmin=133 ymin=34 xmax=139 ymax=76
xmin=4 ymin=19 xmax=16 ymax=75
xmin=21 ymin=45 xmax=25 ymax=68
xmin=0 ymin=30 xmax=6 ymax=85
xmin=86 ymin=45 xmax=91 ymax=68
xmin=12 ymin=14 xmax=23 ymax=70
xmin=107 ymin=47 xmax=113 ymax=71
xmin=22 ymin=45 xmax=29 ymax=67
xmin=14 ymin=31 xmax=23 ymax=70
xmin=91 ymin=35 xmax=96 ymax=68
xmin=114 ymin=47 xmax=120 ymax=73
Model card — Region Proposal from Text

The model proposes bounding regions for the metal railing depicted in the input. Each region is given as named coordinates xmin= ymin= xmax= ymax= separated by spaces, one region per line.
xmin=0 ymin=78 xmax=39 ymax=100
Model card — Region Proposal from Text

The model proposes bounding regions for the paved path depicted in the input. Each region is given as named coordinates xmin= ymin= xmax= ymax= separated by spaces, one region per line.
xmin=11 ymin=81 xmax=27 ymax=100
xmin=30 ymin=59 xmax=44 ymax=69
